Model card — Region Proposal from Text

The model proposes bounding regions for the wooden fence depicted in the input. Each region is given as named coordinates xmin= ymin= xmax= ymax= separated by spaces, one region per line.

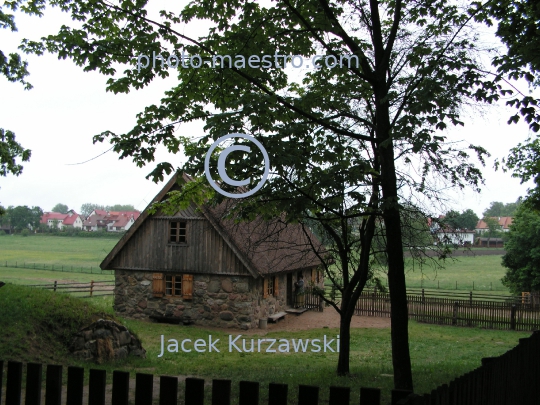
xmin=355 ymin=288 xmax=540 ymax=331
xmin=397 ymin=330 xmax=540 ymax=405
xmin=0 ymin=360 xmax=414 ymax=405
xmin=2 ymin=261 xmax=113 ymax=275
xmin=27 ymin=280 xmax=115 ymax=298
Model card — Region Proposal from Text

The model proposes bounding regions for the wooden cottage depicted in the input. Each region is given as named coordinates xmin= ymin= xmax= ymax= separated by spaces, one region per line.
xmin=100 ymin=173 xmax=324 ymax=329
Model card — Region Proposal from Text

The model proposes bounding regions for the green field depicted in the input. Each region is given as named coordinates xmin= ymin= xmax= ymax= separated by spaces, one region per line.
xmin=0 ymin=234 xmax=118 ymax=268
xmin=0 ymin=283 xmax=530 ymax=404
xmin=404 ymin=255 xmax=507 ymax=291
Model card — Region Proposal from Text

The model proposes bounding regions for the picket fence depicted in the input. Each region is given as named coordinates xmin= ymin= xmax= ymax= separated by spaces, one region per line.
xmin=0 ymin=360 xmax=415 ymax=405
xmin=355 ymin=289 xmax=540 ymax=331
xmin=397 ymin=330 xmax=540 ymax=405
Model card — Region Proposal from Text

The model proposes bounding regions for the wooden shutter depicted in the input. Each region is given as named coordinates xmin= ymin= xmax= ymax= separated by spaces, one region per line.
xmin=263 ymin=278 xmax=268 ymax=298
xmin=182 ymin=274 xmax=193 ymax=299
xmin=152 ymin=273 xmax=164 ymax=297
xmin=273 ymin=276 xmax=278 ymax=297
xmin=311 ymin=269 xmax=315 ymax=282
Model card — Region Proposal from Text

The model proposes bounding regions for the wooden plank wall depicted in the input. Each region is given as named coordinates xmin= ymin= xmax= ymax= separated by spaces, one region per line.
xmin=110 ymin=218 xmax=250 ymax=275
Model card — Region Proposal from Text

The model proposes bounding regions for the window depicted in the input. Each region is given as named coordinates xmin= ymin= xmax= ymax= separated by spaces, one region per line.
xmin=170 ymin=221 xmax=187 ymax=243
xmin=153 ymin=273 xmax=193 ymax=299
xmin=263 ymin=276 xmax=278 ymax=298
xmin=165 ymin=275 xmax=182 ymax=296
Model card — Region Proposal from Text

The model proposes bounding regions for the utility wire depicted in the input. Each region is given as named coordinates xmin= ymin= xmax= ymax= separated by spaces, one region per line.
xmin=65 ymin=147 xmax=113 ymax=165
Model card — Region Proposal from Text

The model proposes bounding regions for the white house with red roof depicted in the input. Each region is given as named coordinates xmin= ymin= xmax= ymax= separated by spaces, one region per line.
xmin=475 ymin=217 xmax=514 ymax=233
xmin=41 ymin=210 xmax=84 ymax=229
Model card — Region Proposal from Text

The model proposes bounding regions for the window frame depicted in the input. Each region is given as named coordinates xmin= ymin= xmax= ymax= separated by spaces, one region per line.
xmin=155 ymin=273 xmax=193 ymax=300
xmin=169 ymin=221 xmax=188 ymax=245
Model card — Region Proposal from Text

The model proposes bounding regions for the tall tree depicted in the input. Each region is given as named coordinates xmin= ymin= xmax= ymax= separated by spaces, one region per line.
xmin=482 ymin=200 xmax=521 ymax=217
xmin=445 ymin=209 xmax=479 ymax=230
xmin=80 ymin=203 xmax=104 ymax=217
xmin=51 ymin=203 xmax=69 ymax=214
xmin=502 ymin=206 xmax=540 ymax=294
xmin=106 ymin=204 xmax=136 ymax=212
xmin=16 ymin=0 xmax=511 ymax=388
xmin=7 ymin=205 xmax=42 ymax=231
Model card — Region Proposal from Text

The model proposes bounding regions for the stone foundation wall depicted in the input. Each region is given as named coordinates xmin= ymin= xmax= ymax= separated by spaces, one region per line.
xmin=113 ymin=270 xmax=290 ymax=329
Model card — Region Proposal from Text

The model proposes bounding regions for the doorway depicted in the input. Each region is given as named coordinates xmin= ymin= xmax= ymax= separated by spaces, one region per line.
xmin=287 ymin=273 xmax=293 ymax=306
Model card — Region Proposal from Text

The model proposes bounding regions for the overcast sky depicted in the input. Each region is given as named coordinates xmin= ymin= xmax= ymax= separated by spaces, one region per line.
xmin=0 ymin=5 xmax=536 ymax=217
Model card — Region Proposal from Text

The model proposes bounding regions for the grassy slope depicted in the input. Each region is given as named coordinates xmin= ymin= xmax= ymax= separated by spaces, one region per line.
xmin=0 ymin=284 xmax=115 ymax=364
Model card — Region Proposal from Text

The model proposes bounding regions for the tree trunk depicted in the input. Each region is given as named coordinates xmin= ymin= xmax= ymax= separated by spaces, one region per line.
xmin=375 ymin=86 xmax=414 ymax=390
xmin=336 ymin=301 xmax=355 ymax=375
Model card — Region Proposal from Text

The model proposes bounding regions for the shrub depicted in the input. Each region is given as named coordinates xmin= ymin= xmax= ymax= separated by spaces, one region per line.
xmin=20 ymin=229 xmax=30 ymax=237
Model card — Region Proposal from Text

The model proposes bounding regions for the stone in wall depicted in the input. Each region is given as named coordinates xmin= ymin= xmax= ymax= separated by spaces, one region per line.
xmin=69 ymin=319 xmax=146 ymax=363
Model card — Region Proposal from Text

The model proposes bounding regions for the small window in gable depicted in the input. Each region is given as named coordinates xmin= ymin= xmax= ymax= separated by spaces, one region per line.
xmin=170 ymin=221 xmax=187 ymax=243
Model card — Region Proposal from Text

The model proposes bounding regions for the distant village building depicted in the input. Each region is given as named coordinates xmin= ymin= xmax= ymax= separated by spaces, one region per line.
xmin=83 ymin=210 xmax=140 ymax=232
xmin=475 ymin=217 xmax=513 ymax=233
xmin=101 ymin=173 xmax=325 ymax=330
xmin=40 ymin=210 xmax=84 ymax=230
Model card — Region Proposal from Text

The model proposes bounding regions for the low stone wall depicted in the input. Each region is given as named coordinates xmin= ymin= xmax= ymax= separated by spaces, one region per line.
xmin=113 ymin=270 xmax=289 ymax=329
xmin=69 ymin=319 xmax=146 ymax=362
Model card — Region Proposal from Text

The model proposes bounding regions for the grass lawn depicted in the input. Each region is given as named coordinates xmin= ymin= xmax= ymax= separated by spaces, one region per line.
xmin=404 ymin=255 xmax=507 ymax=291
xmin=0 ymin=234 xmax=118 ymax=268
xmin=0 ymin=284 xmax=530 ymax=404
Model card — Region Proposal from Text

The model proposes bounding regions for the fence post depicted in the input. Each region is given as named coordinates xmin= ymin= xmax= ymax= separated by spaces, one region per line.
xmin=328 ymin=386 xmax=350 ymax=405
xmin=452 ymin=301 xmax=459 ymax=325
xmin=112 ymin=371 xmax=130 ymax=405
xmin=359 ymin=387 xmax=380 ymax=405
xmin=239 ymin=381 xmax=259 ymax=405
xmin=26 ymin=363 xmax=43 ymax=405
xmin=421 ymin=289 xmax=425 ymax=303
xmin=67 ymin=366 xmax=84 ymax=405
xmin=90 ymin=280 xmax=94 ymax=297
xmin=159 ymin=376 xmax=178 ymax=405
xmin=53 ymin=281 xmax=57 ymax=293
xmin=470 ymin=291 xmax=473 ymax=306
xmin=510 ymin=305 xmax=516 ymax=330
xmin=212 ymin=380 xmax=231 ymax=405
xmin=268 ymin=383 xmax=288 ymax=405
xmin=45 ymin=364 xmax=63 ymax=405
xmin=298 ymin=385 xmax=319 ymax=405
xmin=135 ymin=373 xmax=154 ymax=405
xmin=89 ymin=369 xmax=106 ymax=405
xmin=185 ymin=378 xmax=204 ymax=405
xmin=6 ymin=361 xmax=23 ymax=405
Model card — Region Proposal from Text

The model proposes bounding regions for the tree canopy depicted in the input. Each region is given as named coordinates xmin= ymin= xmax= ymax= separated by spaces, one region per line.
xmin=444 ymin=209 xmax=479 ymax=230
xmin=482 ymin=1 xmax=540 ymax=208
xmin=51 ymin=203 xmax=69 ymax=214
xmin=3 ymin=205 xmax=42 ymax=231
xmin=482 ymin=200 xmax=521 ymax=217
xmin=502 ymin=206 xmax=540 ymax=294
xmin=80 ymin=203 xmax=136 ymax=217
xmin=0 ymin=4 xmax=32 ymax=178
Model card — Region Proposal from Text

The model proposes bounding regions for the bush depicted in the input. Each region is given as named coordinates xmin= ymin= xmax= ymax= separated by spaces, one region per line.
xmin=20 ymin=229 xmax=30 ymax=237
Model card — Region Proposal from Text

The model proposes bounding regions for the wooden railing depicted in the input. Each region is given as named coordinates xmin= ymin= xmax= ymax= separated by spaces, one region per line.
xmin=397 ymin=330 xmax=540 ymax=404
xmin=0 ymin=360 xmax=414 ymax=405
xmin=355 ymin=289 xmax=540 ymax=331
xmin=26 ymin=280 xmax=115 ymax=298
